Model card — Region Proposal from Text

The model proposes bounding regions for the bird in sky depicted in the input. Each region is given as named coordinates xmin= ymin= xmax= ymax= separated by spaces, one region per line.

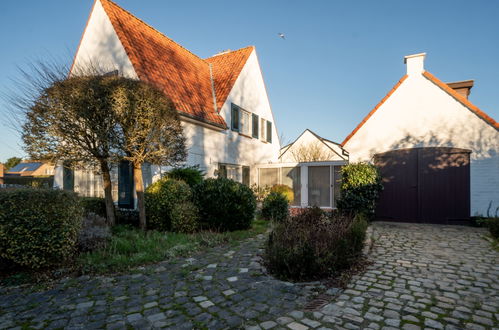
xmin=278 ymin=32 xmax=285 ymax=40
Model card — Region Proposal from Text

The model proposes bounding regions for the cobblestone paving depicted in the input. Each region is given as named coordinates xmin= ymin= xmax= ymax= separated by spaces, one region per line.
xmin=0 ymin=234 xmax=326 ymax=330
xmin=293 ymin=222 xmax=499 ymax=330
xmin=1 ymin=222 xmax=498 ymax=330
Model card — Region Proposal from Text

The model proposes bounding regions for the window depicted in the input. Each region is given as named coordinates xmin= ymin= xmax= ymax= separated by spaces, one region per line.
xmin=252 ymin=114 xmax=259 ymax=138
xmin=260 ymin=118 xmax=266 ymax=141
xmin=231 ymin=104 xmax=239 ymax=131
xmin=239 ymin=109 xmax=250 ymax=136
xmin=282 ymin=167 xmax=301 ymax=206
xmin=242 ymin=166 xmax=250 ymax=186
xmin=266 ymin=121 xmax=272 ymax=143
xmin=259 ymin=168 xmax=278 ymax=187
xmin=218 ymin=164 xmax=227 ymax=178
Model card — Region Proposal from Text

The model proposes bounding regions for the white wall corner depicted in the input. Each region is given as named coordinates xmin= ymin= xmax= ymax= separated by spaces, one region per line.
xmin=404 ymin=53 xmax=426 ymax=76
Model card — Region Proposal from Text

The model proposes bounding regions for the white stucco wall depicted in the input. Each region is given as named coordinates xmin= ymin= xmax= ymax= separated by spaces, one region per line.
xmin=280 ymin=130 xmax=345 ymax=162
xmin=344 ymin=61 xmax=499 ymax=216
xmin=71 ymin=0 xmax=138 ymax=77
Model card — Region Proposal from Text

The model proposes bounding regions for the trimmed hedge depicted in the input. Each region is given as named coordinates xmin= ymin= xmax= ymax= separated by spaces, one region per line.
xmin=0 ymin=188 xmax=83 ymax=269
xmin=3 ymin=176 xmax=54 ymax=188
xmin=262 ymin=192 xmax=289 ymax=222
xmin=264 ymin=207 xmax=368 ymax=281
xmin=194 ymin=178 xmax=256 ymax=231
xmin=166 ymin=166 xmax=204 ymax=187
xmin=145 ymin=178 xmax=199 ymax=233
xmin=337 ymin=162 xmax=383 ymax=218
xmin=80 ymin=197 xmax=107 ymax=217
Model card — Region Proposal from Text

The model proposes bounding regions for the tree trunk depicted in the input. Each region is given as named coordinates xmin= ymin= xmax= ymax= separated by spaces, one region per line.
xmin=99 ymin=160 xmax=116 ymax=226
xmin=133 ymin=162 xmax=146 ymax=230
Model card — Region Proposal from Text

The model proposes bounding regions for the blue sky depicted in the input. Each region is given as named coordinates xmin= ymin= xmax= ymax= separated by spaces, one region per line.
xmin=0 ymin=0 xmax=498 ymax=162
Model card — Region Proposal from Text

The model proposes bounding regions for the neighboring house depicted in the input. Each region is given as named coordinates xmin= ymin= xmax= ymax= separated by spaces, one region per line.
xmin=342 ymin=53 xmax=499 ymax=222
xmin=0 ymin=163 xmax=4 ymax=184
xmin=53 ymin=0 xmax=280 ymax=207
xmin=279 ymin=129 xmax=348 ymax=163
xmin=5 ymin=161 xmax=55 ymax=177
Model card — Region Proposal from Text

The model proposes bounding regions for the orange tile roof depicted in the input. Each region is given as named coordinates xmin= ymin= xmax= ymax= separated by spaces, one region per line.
xmin=341 ymin=75 xmax=408 ymax=146
xmin=92 ymin=0 xmax=254 ymax=128
xmin=423 ymin=71 xmax=498 ymax=130
xmin=206 ymin=47 xmax=254 ymax=110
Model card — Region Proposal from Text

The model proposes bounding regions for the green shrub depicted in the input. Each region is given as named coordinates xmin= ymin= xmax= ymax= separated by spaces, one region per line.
xmin=270 ymin=184 xmax=294 ymax=203
xmin=264 ymin=207 xmax=368 ymax=281
xmin=166 ymin=166 xmax=204 ymax=187
xmin=336 ymin=162 xmax=383 ymax=218
xmin=80 ymin=197 xmax=107 ymax=217
xmin=145 ymin=178 xmax=199 ymax=232
xmin=262 ymin=192 xmax=289 ymax=222
xmin=0 ymin=188 xmax=83 ymax=269
xmin=194 ymin=178 xmax=256 ymax=231
xmin=479 ymin=217 xmax=499 ymax=239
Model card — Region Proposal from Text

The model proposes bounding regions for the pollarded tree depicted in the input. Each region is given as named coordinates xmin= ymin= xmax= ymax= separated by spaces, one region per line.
xmin=109 ymin=77 xmax=186 ymax=230
xmin=21 ymin=75 xmax=123 ymax=225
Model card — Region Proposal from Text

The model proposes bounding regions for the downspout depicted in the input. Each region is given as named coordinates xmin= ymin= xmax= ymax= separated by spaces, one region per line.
xmin=209 ymin=63 xmax=218 ymax=113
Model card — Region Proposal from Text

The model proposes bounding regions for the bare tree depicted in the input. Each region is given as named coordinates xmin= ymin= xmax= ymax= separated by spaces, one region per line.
xmin=291 ymin=141 xmax=332 ymax=162
xmin=110 ymin=77 xmax=186 ymax=230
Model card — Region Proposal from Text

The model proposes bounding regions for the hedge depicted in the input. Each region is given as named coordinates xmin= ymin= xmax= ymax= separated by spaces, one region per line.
xmin=0 ymin=188 xmax=82 ymax=269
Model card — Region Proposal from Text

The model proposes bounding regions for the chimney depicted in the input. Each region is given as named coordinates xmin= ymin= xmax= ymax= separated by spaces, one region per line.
xmin=404 ymin=53 xmax=426 ymax=75
xmin=446 ymin=80 xmax=474 ymax=99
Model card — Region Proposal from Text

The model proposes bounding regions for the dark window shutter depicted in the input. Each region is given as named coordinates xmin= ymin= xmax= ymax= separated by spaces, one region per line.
xmin=252 ymin=114 xmax=259 ymax=138
xmin=231 ymin=105 xmax=239 ymax=131
xmin=266 ymin=121 xmax=272 ymax=143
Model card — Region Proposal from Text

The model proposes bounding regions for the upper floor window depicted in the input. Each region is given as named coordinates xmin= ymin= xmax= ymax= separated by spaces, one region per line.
xmin=240 ymin=109 xmax=251 ymax=136
xmin=231 ymin=104 xmax=239 ymax=131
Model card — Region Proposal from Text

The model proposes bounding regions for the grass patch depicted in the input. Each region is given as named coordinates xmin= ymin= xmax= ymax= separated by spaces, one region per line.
xmin=79 ymin=219 xmax=269 ymax=274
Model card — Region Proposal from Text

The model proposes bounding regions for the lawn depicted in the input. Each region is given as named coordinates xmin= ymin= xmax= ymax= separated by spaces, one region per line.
xmin=79 ymin=219 xmax=269 ymax=274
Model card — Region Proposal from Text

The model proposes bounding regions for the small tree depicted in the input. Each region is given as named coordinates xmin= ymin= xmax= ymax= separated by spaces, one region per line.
xmin=291 ymin=141 xmax=332 ymax=162
xmin=20 ymin=74 xmax=122 ymax=225
xmin=110 ymin=78 xmax=186 ymax=230
xmin=4 ymin=157 xmax=22 ymax=170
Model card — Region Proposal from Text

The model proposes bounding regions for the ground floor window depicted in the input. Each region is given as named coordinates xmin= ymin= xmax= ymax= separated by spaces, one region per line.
xmin=218 ymin=163 xmax=249 ymax=184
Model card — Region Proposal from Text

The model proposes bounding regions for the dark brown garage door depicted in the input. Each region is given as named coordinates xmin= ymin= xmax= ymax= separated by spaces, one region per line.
xmin=374 ymin=147 xmax=471 ymax=224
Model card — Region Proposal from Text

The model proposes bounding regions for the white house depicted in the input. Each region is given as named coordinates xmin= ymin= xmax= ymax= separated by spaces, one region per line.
xmin=54 ymin=0 xmax=280 ymax=207
xmin=343 ymin=53 xmax=499 ymax=221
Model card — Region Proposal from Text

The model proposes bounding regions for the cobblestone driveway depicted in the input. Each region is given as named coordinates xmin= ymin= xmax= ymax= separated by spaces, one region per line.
xmin=0 ymin=222 xmax=498 ymax=329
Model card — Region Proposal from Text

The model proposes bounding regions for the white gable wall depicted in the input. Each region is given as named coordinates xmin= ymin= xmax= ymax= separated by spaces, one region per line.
xmin=280 ymin=130 xmax=344 ymax=162
xmin=181 ymin=50 xmax=281 ymax=182
xmin=344 ymin=72 xmax=499 ymax=216
xmin=71 ymin=0 xmax=137 ymax=78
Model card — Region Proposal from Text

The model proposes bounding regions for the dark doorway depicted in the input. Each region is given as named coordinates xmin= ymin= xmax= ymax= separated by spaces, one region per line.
xmin=118 ymin=161 xmax=134 ymax=209
xmin=374 ymin=147 xmax=471 ymax=224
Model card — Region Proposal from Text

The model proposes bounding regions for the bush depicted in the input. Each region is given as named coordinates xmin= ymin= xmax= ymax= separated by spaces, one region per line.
xmin=336 ymin=162 xmax=383 ymax=218
xmin=77 ymin=212 xmax=111 ymax=252
xmin=166 ymin=166 xmax=204 ymax=187
xmin=80 ymin=197 xmax=107 ymax=217
xmin=478 ymin=217 xmax=499 ymax=239
xmin=270 ymin=184 xmax=294 ymax=203
xmin=262 ymin=192 xmax=289 ymax=222
xmin=251 ymin=184 xmax=271 ymax=203
xmin=0 ymin=188 xmax=82 ymax=269
xmin=264 ymin=207 xmax=368 ymax=281
xmin=194 ymin=178 xmax=256 ymax=231
xmin=145 ymin=178 xmax=199 ymax=232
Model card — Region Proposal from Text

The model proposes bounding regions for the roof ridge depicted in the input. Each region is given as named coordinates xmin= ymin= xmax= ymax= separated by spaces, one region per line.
xmin=423 ymin=71 xmax=498 ymax=130
xmin=205 ymin=45 xmax=255 ymax=60
xmin=100 ymin=0 xmax=207 ymax=63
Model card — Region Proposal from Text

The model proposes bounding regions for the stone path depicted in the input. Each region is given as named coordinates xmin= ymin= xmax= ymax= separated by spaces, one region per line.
xmin=0 ymin=222 xmax=498 ymax=329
